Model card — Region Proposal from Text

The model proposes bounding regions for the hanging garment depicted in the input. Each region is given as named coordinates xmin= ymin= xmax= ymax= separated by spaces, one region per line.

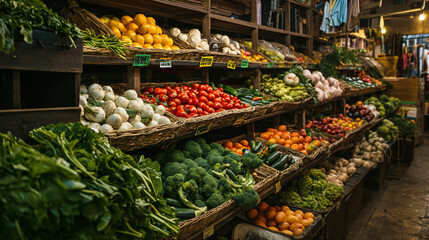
xmin=330 ymin=0 xmax=348 ymax=27
xmin=320 ymin=1 xmax=331 ymax=33
xmin=347 ymin=0 xmax=360 ymax=31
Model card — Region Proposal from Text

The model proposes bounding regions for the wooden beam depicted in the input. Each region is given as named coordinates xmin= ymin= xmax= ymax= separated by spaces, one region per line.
xmin=251 ymin=28 xmax=258 ymax=50
xmin=246 ymin=122 xmax=255 ymax=138
xmin=201 ymin=68 xmax=209 ymax=84
xmin=202 ymin=0 xmax=211 ymax=39
xmin=254 ymin=69 xmax=261 ymax=90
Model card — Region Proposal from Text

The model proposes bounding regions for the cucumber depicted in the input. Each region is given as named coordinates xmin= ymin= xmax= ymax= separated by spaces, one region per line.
xmin=268 ymin=143 xmax=279 ymax=153
xmin=226 ymin=169 xmax=240 ymax=183
xmin=223 ymin=85 xmax=238 ymax=96
xmin=253 ymin=142 xmax=263 ymax=153
xmin=249 ymin=140 xmax=257 ymax=151
xmin=166 ymin=198 xmax=184 ymax=208
xmin=175 ymin=207 xmax=196 ymax=219
xmin=266 ymin=151 xmax=282 ymax=165
xmin=271 ymin=153 xmax=290 ymax=170
xmin=242 ymin=148 xmax=251 ymax=154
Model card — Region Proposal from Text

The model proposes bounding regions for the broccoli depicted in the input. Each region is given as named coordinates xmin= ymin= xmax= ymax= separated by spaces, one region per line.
xmin=323 ymin=182 xmax=344 ymax=202
xmin=183 ymin=140 xmax=203 ymax=159
xmin=284 ymin=191 xmax=303 ymax=206
xmin=187 ymin=166 xmax=207 ymax=184
xmin=224 ymin=152 xmax=241 ymax=164
xmin=194 ymin=199 xmax=206 ymax=208
xmin=298 ymin=174 xmax=312 ymax=196
xmin=228 ymin=160 xmax=244 ymax=175
xmin=211 ymin=162 xmax=230 ymax=173
xmin=182 ymin=179 xmax=199 ymax=200
xmin=166 ymin=149 xmax=185 ymax=163
xmin=315 ymin=195 xmax=333 ymax=210
xmin=218 ymin=176 xmax=236 ymax=199
xmin=211 ymin=170 xmax=243 ymax=188
xmin=201 ymin=174 xmax=219 ymax=198
xmin=207 ymin=152 xmax=224 ymax=166
xmin=182 ymin=158 xmax=199 ymax=169
xmin=238 ymin=170 xmax=256 ymax=187
xmin=310 ymin=179 xmax=328 ymax=195
xmin=232 ymin=186 xmax=259 ymax=211
xmin=210 ymin=142 xmax=225 ymax=155
xmin=163 ymin=173 xmax=185 ymax=197
xmin=307 ymin=169 xmax=325 ymax=181
xmin=162 ymin=162 xmax=187 ymax=177
xmin=195 ymin=138 xmax=211 ymax=156
xmin=241 ymin=152 xmax=263 ymax=169
xmin=153 ymin=152 xmax=166 ymax=165
xmin=222 ymin=148 xmax=233 ymax=156
xmin=206 ymin=192 xmax=225 ymax=209
xmin=177 ymin=186 xmax=207 ymax=215
xmin=194 ymin=157 xmax=210 ymax=170
xmin=377 ymin=125 xmax=389 ymax=137
xmin=302 ymin=195 xmax=319 ymax=210
xmin=379 ymin=94 xmax=389 ymax=102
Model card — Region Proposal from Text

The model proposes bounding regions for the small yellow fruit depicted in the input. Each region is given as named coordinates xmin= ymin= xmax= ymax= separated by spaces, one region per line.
xmin=171 ymin=46 xmax=180 ymax=50
xmin=116 ymin=22 xmax=126 ymax=33
xmin=101 ymin=16 xmax=110 ymax=23
xmin=127 ymin=22 xmax=139 ymax=32
xmin=121 ymin=15 xmax=133 ymax=25
xmin=153 ymin=43 xmax=163 ymax=49
xmin=155 ymin=25 xmax=162 ymax=34
xmin=133 ymin=34 xmax=145 ymax=45
xmin=137 ymin=23 xmax=151 ymax=35
xmin=132 ymin=42 xmax=143 ymax=48
xmin=153 ymin=34 xmax=162 ymax=44
xmin=143 ymin=34 xmax=154 ymax=45
xmin=124 ymin=30 xmax=136 ymax=40
xmin=161 ymin=34 xmax=169 ymax=40
xmin=163 ymin=45 xmax=172 ymax=50
xmin=111 ymin=27 xmax=121 ymax=37
xmin=119 ymin=36 xmax=132 ymax=45
xmin=111 ymin=17 xmax=120 ymax=22
xmin=143 ymin=44 xmax=153 ymax=49
xmin=147 ymin=17 xmax=156 ymax=25
xmin=162 ymin=37 xmax=173 ymax=47
xmin=148 ymin=24 xmax=157 ymax=35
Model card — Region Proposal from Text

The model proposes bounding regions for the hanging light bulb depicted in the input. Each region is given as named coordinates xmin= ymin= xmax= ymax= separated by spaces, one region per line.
xmin=381 ymin=27 xmax=386 ymax=34
xmin=419 ymin=13 xmax=425 ymax=21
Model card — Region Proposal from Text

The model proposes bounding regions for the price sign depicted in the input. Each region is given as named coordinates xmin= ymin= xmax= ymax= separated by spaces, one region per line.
xmin=279 ymin=62 xmax=285 ymax=68
xmin=133 ymin=54 xmax=150 ymax=66
xmin=203 ymin=225 xmax=214 ymax=239
xmin=227 ymin=60 xmax=236 ymax=69
xmin=349 ymin=66 xmax=354 ymax=70
xmin=195 ymin=124 xmax=212 ymax=136
xmin=159 ymin=58 xmax=172 ymax=68
xmin=275 ymin=181 xmax=282 ymax=193
xmin=357 ymin=67 xmax=361 ymax=70
xmin=200 ymin=56 xmax=213 ymax=67
xmin=267 ymin=62 xmax=275 ymax=68
xmin=241 ymin=59 xmax=249 ymax=68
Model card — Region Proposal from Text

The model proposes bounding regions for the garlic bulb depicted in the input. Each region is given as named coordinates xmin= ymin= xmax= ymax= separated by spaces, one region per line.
xmin=189 ymin=29 xmax=201 ymax=37
xmin=178 ymin=33 xmax=188 ymax=43
xmin=170 ymin=27 xmax=181 ymax=37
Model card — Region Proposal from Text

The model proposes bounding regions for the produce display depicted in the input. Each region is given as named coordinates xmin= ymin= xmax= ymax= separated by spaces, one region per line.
xmin=102 ymin=14 xmax=179 ymax=50
xmin=242 ymin=41 xmax=285 ymax=62
xmin=351 ymin=131 xmax=390 ymax=164
xmin=272 ymin=169 xmax=344 ymax=211
xmin=317 ymin=47 xmax=360 ymax=78
xmin=388 ymin=114 xmax=419 ymax=136
xmin=302 ymin=69 xmax=343 ymax=102
xmin=342 ymin=77 xmax=378 ymax=88
xmin=169 ymin=27 xmax=209 ymax=51
xmin=80 ymin=84 xmax=172 ymax=133
xmin=240 ymin=48 xmax=268 ymax=62
xmin=306 ymin=114 xmax=365 ymax=137
xmin=376 ymin=119 xmax=400 ymax=141
xmin=247 ymin=202 xmax=316 ymax=236
xmin=140 ymin=84 xmax=248 ymax=118
xmin=83 ymin=29 xmax=129 ymax=58
xmin=364 ymin=96 xmax=386 ymax=116
xmin=259 ymin=125 xmax=322 ymax=155
xmin=0 ymin=123 xmax=179 ymax=239
xmin=261 ymin=73 xmax=309 ymax=102
xmin=226 ymin=86 xmax=276 ymax=106
xmin=319 ymin=158 xmax=358 ymax=187
xmin=346 ymin=101 xmax=375 ymax=121
xmin=355 ymin=70 xmax=383 ymax=85
xmin=259 ymin=144 xmax=300 ymax=171
xmin=156 ymin=139 xmax=261 ymax=218
xmin=1 ymin=0 xmax=82 ymax=54
xmin=364 ymin=95 xmax=400 ymax=117
xmin=222 ymin=139 xmax=252 ymax=155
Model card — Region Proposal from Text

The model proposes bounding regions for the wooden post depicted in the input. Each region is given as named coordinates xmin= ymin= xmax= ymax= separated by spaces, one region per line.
xmin=273 ymin=114 xmax=280 ymax=128
xmin=285 ymin=1 xmax=291 ymax=46
xmin=202 ymin=0 xmax=211 ymax=39
xmin=127 ymin=66 xmax=141 ymax=94
xmin=254 ymin=69 xmax=261 ymax=90
xmin=74 ymin=74 xmax=81 ymax=107
xmin=306 ymin=8 xmax=313 ymax=58
xmin=251 ymin=28 xmax=258 ymax=50
xmin=246 ymin=122 xmax=255 ymax=138
xmin=12 ymin=71 xmax=21 ymax=109
xmin=201 ymin=68 xmax=209 ymax=84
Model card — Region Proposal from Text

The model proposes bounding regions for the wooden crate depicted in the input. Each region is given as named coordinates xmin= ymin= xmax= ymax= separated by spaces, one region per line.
xmin=384 ymin=77 xmax=423 ymax=103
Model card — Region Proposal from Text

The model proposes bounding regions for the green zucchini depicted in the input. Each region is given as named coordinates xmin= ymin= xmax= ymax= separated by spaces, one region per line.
xmin=166 ymin=198 xmax=184 ymax=208
xmin=268 ymin=144 xmax=279 ymax=153
xmin=223 ymin=85 xmax=238 ymax=96
xmin=253 ymin=142 xmax=263 ymax=153
xmin=271 ymin=154 xmax=290 ymax=170
xmin=249 ymin=140 xmax=257 ymax=151
xmin=266 ymin=151 xmax=282 ymax=165
xmin=209 ymin=82 xmax=215 ymax=87
xmin=175 ymin=207 xmax=196 ymax=219
xmin=226 ymin=169 xmax=239 ymax=183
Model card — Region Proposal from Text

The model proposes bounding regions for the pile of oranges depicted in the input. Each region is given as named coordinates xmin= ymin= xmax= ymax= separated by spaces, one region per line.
xmin=223 ymin=139 xmax=250 ymax=155
xmin=259 ymin=125 xmax=321 ymax=155
xmin=100 ymin=14 xmax=180 ymax=50
xmin=248 ymin=201 xmax=316 ymax=236
xmin=240 ymin=49 xmax=268 ymax=63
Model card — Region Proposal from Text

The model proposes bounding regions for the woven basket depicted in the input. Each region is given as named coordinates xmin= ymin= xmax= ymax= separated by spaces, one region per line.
xmin=69 ymin=8 xmax=114 ymax=36
xmin=245 ymin=92 xmax=280 ymax=119
xmin=270 ymin=42 xmax=299 ymax=62
xmin=241 ymin=45 xmax=270 ymax=64
xmin=199 ymin=50 xmax=242 ymax=63
xmin=162 ymin=28 xmax=192 ymax=50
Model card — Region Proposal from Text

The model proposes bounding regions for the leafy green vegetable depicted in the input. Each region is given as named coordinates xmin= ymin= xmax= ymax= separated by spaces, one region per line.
xmin=0 ymin=0 xmax=82 ymax=54
xmin=83 ymin=29 xmax=129 ymax=59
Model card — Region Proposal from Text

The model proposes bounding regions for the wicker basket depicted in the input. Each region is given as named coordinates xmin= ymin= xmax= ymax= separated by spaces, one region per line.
xmin=69 ymin=8 xmax=114 ymax=36
xmin=241 ymin=45 xmax=270 ymax=64
xmin=162 ymin=28 xmax=192 ymax=50
xmin=270 ymin=42 xmax=299 ymax=62
xmin=199 ymin=50 xmax=242 ymax=63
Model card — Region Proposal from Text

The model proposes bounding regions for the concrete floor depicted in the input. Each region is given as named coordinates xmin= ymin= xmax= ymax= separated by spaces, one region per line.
xmin=346 ymin=133 xmax=429 ymax=240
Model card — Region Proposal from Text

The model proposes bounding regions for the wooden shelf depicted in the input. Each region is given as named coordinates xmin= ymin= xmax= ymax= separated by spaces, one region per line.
xmin=289 ymin=31 xmax=313 ymax=38
xmin=211 ymin=14 xmax=256 ymax=35
xmin=289 ymin=0 xmax=312 ymax=10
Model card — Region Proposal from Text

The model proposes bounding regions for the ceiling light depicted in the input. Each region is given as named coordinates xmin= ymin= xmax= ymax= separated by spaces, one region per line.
xmin=419 ymin=13 xmax=425 ymax=21
xmin=381 ymin=28 xmax=386 ymax=34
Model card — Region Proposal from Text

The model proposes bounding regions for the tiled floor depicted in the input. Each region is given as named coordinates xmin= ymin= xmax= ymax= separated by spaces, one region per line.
xmin=346 ymin=134 xmax=429 ymax=240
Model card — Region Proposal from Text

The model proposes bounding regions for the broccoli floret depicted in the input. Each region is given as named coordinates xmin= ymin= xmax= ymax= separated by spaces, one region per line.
xmin=218 ymin=176 xmax=236 ymax=199
xmin=324 ymin=182 xmax=344 ymax=202
xmin=187 ymin=166 xmax=207 ymax=184
xmin=206 ymin=192 xmax=225 ymax=209
xmin=207 ymin=152 xmax=224 ymax=166
xmin=166 ymin=149 xmax=185 ymax=163
xmin=232 ymin=186 xmax=259 ymax=211
xmin=302 ymin=195 xmax=319 ymax=210
xmin=284 ymin=191 xmax=303 ymax=206
xmin=315 ymin=195 xmax=333 ymax=210
xmin=153 ymin=152 xmax=166 ymax=165
xmin=201 ymin=174 xmax=219 ymax=198
xmin=163 ymin=173 xmax=185 ymax=197
xmin=182 ymin=158 xmax=199 ymax=169
xmin=298 ymin=174 xmax=313 ymax=196
xmin=229 ymin=160 xmax=244 ymax=175
xmin=195 ymin=138 xmax=211 ymax=156
xmin=162 ymin=162 xmax=188 ymax=177
xmin=224 ymin=152 xmax=241 ymax=164
xmin=379 ymin=94 xmax=389 ymax=102
xmin=307 ymin=169 xmax=325 ymax=181
xmin=377 ymin=126 xmax=389 ymax=137
xmin=183 ymin=140 xmax=203 ymax=159
xmin=310 ymin=179 xmax=328 ymax=195
xmin=194 ymin=157 xmax=210 ymax=170
xmin=177 ymin=186 xmax=207 ymax=215
xmin=241 ymin=152 xmax=263 ymax=169
xmin=210 ymin=143 xmax=225 ymax=155
xmin=194 ymin=199 xmax=206 ymax=208
xmin=222 ymin=149 xmax=233 ymax=156
xmin=182 ymin=179 xmax=199 ymax=200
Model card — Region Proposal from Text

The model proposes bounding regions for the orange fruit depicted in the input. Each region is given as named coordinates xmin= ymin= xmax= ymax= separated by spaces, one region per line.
xmin=133 ymin=34 xmax=145 ymax=45
xmin=255 ymin=214 xmax=267 ymax=223
xmin=260 ymin=133 xmax=270 ymax=140
xmin=163 ymin=45 xmax=172 ymax=50
xmin=274 ymin=206 xmax=281 ymax=211
xmin=281 ymin=230 xmax=294 ymax=235
xmin=281 ymin=206 xmax=290 ymax=212
xmin=119 ymin=36 xmax=132 ymax=45
xmin=285 ymin=139 xmax=293 ymax=145
xmin=291 ymin=132 xmax=300 ymax=138
xmin=286 ymin=210 xmax=295 ymax=215
xmin=286 ymin=215 xmax=300 ymax=224
xmin=301 ymin=219 xmax=311 ymax=227
xmin=304 ymin=212 xmax=315 ymax=219
xmin=277 ymin=139 xmax=286 ymax=145
xmin=143 ymin=44 xmax=153 ymax=49
xmin=155 ymin=25 xmax=162 ymax=34
xmin=121 ymin=15 xmax=133 ymax=25
xmin=171 ymin=46 xmax=180 ymax=50
xmin=294 ymin=213 xmax=303 ymax=221
xmin=247 ymin=209 xmax=259 ymax=220
xmin=162 ymin=37 xmax=174 ymax=47
xmin=293 ymin=228 xmax=303 ymax=236
xmin=298 ymin=136 xmax=304 ymax=143
xmin=290 ymin=222 xmax=305 ymax=231
xmin=304 ymin=136 xmax=312 ymax=143
xmin=161 ymin=34 xmax=169 ymax=40
xmin=275 ymin=211 xmax=286 ymax=224
xmin=147 ymin=17 xmax=156 ymax=25
xmin=312 ymin=140 xmax=321 ymax=147
xmin=111 ymin=17 xmax=120 ymax=22
xmin=116 ymin=22 xmax=126 ymax=33
xmin=267 ymin=220 xmax=277 ymax=227
xmin=138 ymin=23 xmax=151 ymax=35
xmin=127 ymin=22 xmax=139 ymax=32
xmin=278 ymin=125 xmax=287 ymax=131
xmin=267 ymin=139 xmax=276 ymax=145
xmin=240 ymin=140 xmax=249 ymax=146
xmin=132 ymin=42 xmax=142 ymax=48
xmin=225 ymin=141 xmax=233 ymax=148
xmin=266 ymin=206 xmax=276 ymax=212
xmin=152 ymin=43 xmax=163 ymax=49
xmin=254 ymin=219 xmax=267 ymax=228
xmin=280 ymin=132 xmax=290 ymax=140
xmin=124 ymin=30 xmax=136 ymax=40
xmin=148 ymin=24 xmax=157 ymax=34
xmin=301 ymin=149 xmax=308 ymax=155
xmin=278 ymin=222 xmax=290 ymax=231
xmin=258 ymin=202 xmax=269 ymax=212
xmin=295 ymin=210 xmax=304 ymax=217
xmin=108 ymin=20 xmax=119 ymax=28
xmin=291 ymin=137 xmax=300 ymax=144
xmin=111 ymin=27 xmax=121 ymax=37
xmin=297 ymin=143 xmax=304 ymax=151
xmin=235 ymin=149 xmax=243 ymax=155
xmin=153 ymin=34 xmax=162 ymax=44
xmin=99 ymin=18 xmax=106 ymax=23
xmin=267 ymin=128 xmax=276 ymax=133
xmin=143 ymin=34 xmax=153 ymax=45
xmin=268 ymin=227 xmax=279 ymax=232
xmin=134 ymin=14 xmax=147 ymax=25
xmin=265 ymin=210 xmax=276 ymax=220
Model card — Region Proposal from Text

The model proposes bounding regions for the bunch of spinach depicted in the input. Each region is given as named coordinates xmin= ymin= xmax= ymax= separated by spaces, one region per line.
xmin=0 ymin=0 xmax=82 ymax=54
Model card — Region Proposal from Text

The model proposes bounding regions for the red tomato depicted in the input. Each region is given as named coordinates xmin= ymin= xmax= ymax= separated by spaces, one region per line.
xmin=216 ymin=108 xmax=224 ymax=112
xmin=213 ymin=102 xmax=222 ymax=110
xmin=179 ymin=94 xmax=189 ymax=104
xmin=149 ymin=97 xmax=157 ymax=102
xmin=206 ymin=86 xmax=213 ymax=93
xmin=197 ymin=108 xmax=204 ymax=114
xmin=168 ymin=101 xmax=177 ymax=107
xmin=223 ymin=97 xmax=231 ymax=103
xmin=197 ymin=102 xmax=207 ymax=109
xmin=198 ymin=91 xmax=208 ymax=97
xmin=153 ymin=88 xmax=162 ymax=95
xmin=176 ymin=109 xmax=187 ymax=117
xmin=202 ymin=111 xmax=209 ymax=115
xmin=172 ymin=98 xmax=181 ymax=105
xmin=169 ymin=106 xmax=176 ymax=112
xmin=188 ymin=98 xmax=198 ymax=105
xmin=221 ymin=93 xmax=229 ymax=98
xmin=233 ymin=103 xmax=242 ymax=109
xmin=188 ymin=92 xmax=197 ymax=99
xmin=192 ymin=83 xmax=200 ymax=90
xmin=207 ymin=101 xmax=214 ymax=107
xmin=225 ymin=103 xmax=233 ymax=110
xmin=182 ymin=86 xmax=189 ymax=91
xmin=207 ymin=93 xmax=215 ymax=101
xmin=143 ymin=87 xmax=153 ymax=93
xmin=198 ymin=96 xmax=208 ymax=103
xmin=198 ymin=85 xmax=207 ymax=91
xmin=207 ymin=107 xmax=215 ymax=113
xmin=213 ymin=91 xmax=220 ymax=98
xmin=213 ymin=97 xmax=222 ymax=103
xmin=174 ymin=86 xmax=181 ymax=92
xmin=165 ymin=85 xmax=172 ymax=90
xmin=160 ymin=89 xmax=168 ymax=95
xmin=189 ymin=112 xmax=199 ymax=118
xmin=158 ymin=94 xmax=167 ymax=102
xmin=218 ymin=87 xmax=224 ymax=92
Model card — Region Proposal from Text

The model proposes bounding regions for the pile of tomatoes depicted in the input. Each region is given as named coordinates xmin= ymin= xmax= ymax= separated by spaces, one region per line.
xmin=222 ymin=139 xmax=251 ymax=155
xmin=259 ymin=125 xmax=322 ymax=155
xmin=140 ymin=84 xmax=247 ymax=118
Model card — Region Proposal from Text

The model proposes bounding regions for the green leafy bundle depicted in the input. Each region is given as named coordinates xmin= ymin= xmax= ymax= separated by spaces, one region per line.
xmin=0 ymin=0 xmax=82 ymax=54
xmin=83 ymin=29 xmax=129 ymax=59
xmin=316 ymin=47 xmax=360 ymax=78
xmin=290 ymin=64 xmax=318 ymax=104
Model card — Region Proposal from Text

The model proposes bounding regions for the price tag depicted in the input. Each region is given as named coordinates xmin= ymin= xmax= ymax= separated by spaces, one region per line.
xmin=133 ymin=54 xmax=150 ymax=66
xmin=279 ymin=62 xmax=285 ymax=68
xmin=195 ymin=124 xmax=212 ymax=136
xmin=357 ymin=67 xmax=361 ymax=70
xmin=233 ymin=116 xmax=246 ymax=126
xmin=275 ymin=181 xmax=282 ymax=193
xmin=203 ymin=225 xmax=214 ymax=239
xmin=241 ymin=59 xmax=248 ymax=68
xmin=349 ymin=66 xmax=354 ymax=70
xmin=227 ymin=60 xmax=236 ymax=69
xmin=159 ymin=58 xmax=172 ymax=68
xmin=200 ymin=56 xmax=213 ymax=67
xmin=267 ymin=62 xmax=275 ymax=68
